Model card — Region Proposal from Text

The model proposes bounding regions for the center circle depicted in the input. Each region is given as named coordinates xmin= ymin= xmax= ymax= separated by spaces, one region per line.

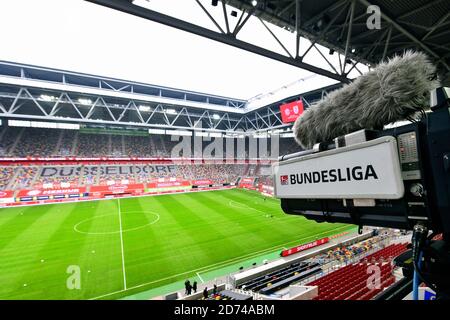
xmin=74 ymin=211 xmax=160 ymax=235
xmin=228 ymin=200 xmax=252 ymax=210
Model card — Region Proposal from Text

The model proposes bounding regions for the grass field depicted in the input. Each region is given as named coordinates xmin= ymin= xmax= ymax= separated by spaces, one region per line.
xmin=0 ymin=188 xmax=351 ymax=300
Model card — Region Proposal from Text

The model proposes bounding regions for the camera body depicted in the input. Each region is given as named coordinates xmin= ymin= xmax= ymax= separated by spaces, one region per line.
xmin=273 ymin=87 xmax=450 ymax=233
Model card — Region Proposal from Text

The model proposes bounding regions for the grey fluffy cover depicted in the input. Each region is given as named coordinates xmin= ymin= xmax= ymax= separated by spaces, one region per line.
xmin=293 ymin=51 xmax=440 ymax=149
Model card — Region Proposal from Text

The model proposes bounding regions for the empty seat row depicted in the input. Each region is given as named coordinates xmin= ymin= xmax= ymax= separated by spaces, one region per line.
xmin=308 ymin=243 xmax=408 ymax=300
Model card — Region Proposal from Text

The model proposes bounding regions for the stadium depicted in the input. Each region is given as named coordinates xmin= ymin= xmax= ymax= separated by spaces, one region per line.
xmin=1 ymin=0 xmax=450 ymax=306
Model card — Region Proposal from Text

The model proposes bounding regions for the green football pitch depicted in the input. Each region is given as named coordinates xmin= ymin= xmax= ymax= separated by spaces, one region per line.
xmin=0 ymin=188 xmax=351 ymax=300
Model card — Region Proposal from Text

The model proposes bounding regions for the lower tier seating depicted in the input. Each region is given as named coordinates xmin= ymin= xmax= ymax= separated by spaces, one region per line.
xmin=308 ymin=243 xmax=408 ymax=300
xmin=237 ymin=262 xmax=321 ymax=294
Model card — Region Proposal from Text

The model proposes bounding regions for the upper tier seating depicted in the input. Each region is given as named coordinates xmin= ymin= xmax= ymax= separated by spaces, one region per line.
xmin=0 ymin=127 xmax=301 ymax=158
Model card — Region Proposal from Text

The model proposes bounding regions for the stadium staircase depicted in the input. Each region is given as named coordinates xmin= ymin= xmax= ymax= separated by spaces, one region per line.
xmin=107 ymin=135 xmax=112 ymax=155
xmin=71 ymin=131 xmax=79 ymax=155
xmin=0 ymin=127 xmax=7 ymax=155
xmin=5 ymin=167 xmax=20 ymax=190
xmin=53 ymin=131 xmax=64 ymax=156
xmin=77 ymin=167 xmax=84 ymax=187
xmin=29 ymin=167 xmax=40 ymax=187
xmin=121 ymin=135 xmax=125 ymax=155
xmin=7 ymin=127 xmax=24 ymax=156
xmin=308 ymin=243 xmax=408 ymax=300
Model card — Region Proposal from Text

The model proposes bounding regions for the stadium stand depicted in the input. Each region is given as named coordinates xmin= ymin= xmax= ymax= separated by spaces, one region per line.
xmin=361 ymin=243 xmax=409 ymax=263
xmin=123 ymin=135 xmax=155 ymax=157
xmin=34 ymin=174 xmax=79 ymax=188
xmin=258 ymin=175 xmax=273 ymax=187
xmin=314 ymin=237 xmax=379 ymax=263
xmin=0 ymin=127 xmax=300 ymax=158
xmin=14 ymin=128 xmax=60 ymax=157
xmin=0 ymin=167 xmax=15 ymax=190
xmin=220 ymin=232 xmax=408 ymax=301
xmin=80 ymin=166 xmax=98 ymax=186
xmin=110 ymin=135 xmax=124 ymax=157
xmin=309 ymin=262 xmax=396 ymax=300
xmin=0 ymin=163 xmax=248 ymax=190
xmin=98 ymin=173 xmax=136 ymax=186
xmin=308 ymin=243 xmax=408 ymax=300
xmin=55 ymin=130 xmax=77 ymax=156
xmin=0 ymin=127 xmax=21 ymax=156
xmin=183 ymin=164 xmax=244 ymax=184
xmin=76 ymin=133 xmax=110 ymax=157
xmin=9 ymin=166 xmax=39 ymax=189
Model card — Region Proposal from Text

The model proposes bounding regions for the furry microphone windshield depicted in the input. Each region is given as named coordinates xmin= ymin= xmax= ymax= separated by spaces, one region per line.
xmin=293 ymin=51 xmax=440 ymax=149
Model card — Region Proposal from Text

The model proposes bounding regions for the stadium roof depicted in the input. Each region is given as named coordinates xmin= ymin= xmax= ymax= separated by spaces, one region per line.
xmin=228 ymin=0 xmax=450 ymax=83
xmin=0 ymin=60 xmax=246 ymax=111
xmin=0 ymin=60 xmax=340 ymax=133
xmin=3 ymin=0 xmax=449 ymax=132
xmin=86 ymin=0 xmax=450 ymax=86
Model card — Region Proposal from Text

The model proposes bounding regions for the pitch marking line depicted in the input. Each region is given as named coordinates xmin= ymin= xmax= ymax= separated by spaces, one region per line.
xmin=196 ymin=272 xmax=204 ymax=283
xmin=73 ymin=212 xmax=160 ymax=235
xmin=228 ymin=200 xmax=280 ymax=218
xmin=228 ymin=200 xmax=265 ymax=213
xmin=117 ymin=198 xmax=127 ymax=290
xmin=89 ymin=224 xmax=351 ymax=300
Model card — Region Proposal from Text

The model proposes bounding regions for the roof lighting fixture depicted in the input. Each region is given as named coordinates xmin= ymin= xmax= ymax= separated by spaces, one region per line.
xmin=78 ymin=98 xmax=92 ymax=105
xmin=139 ymin=105 xmax=151 ymax=112
xmin=40 ymin=94 xmax=57 ymax=102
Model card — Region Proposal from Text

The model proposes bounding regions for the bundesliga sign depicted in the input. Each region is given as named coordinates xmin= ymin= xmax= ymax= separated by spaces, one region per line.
xmin=273 ymin=137 xmax=404 ymax=199
xmin=284 ymin=164 xmax=378 ymax=185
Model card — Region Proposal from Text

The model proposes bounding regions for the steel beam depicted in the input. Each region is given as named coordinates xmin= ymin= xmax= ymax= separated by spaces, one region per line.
xmin=342 ymin=0 xmax=355 ymax=75
xmin=382 ymin=27 xmax=392 ymax=61
xmin=396 ymin=0 xmax=446 ymax=21
xmin=195 ymin=0 xmax=225 ymax=34
xmin=258 ymin=17 xmax=293 ymax=58
xmin=295 ymin=0 xmax=301 ymax=58
xmin=357 ymin=0 xmax=450 ymax=72
xmin=85 ymin=0 xmax=350 ymax=83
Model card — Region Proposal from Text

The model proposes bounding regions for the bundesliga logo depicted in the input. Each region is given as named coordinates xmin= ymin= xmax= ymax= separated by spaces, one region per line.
xmin=280 ymin=175 xmax=289 ymax=185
